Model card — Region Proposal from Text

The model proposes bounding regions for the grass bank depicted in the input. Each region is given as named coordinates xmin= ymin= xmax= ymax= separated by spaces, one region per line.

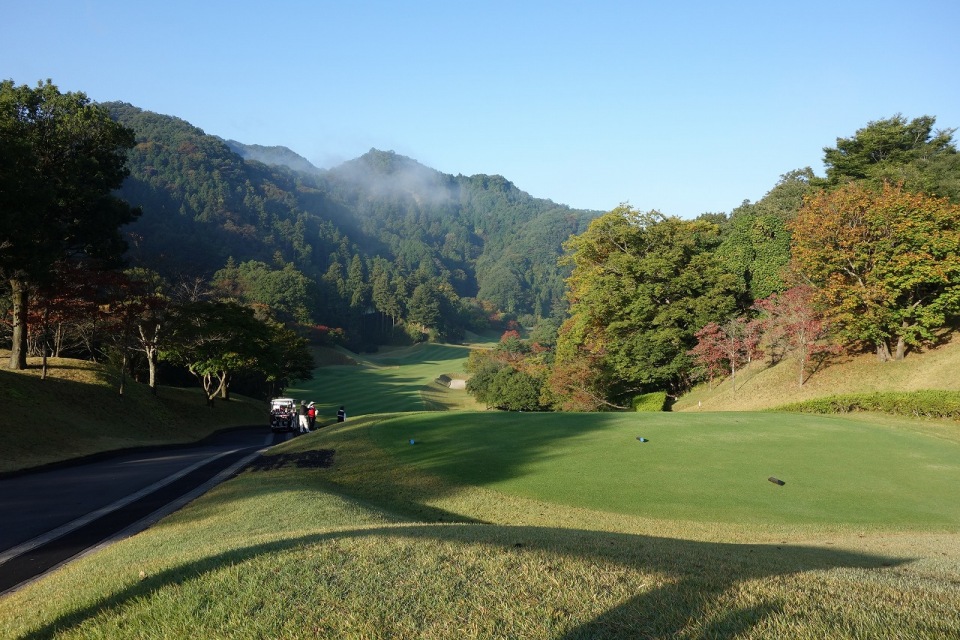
xmin=3 ymin=412 xmax=957 ymax=638
xmin=0 ymin=353 xmax=265 ymax=473
xmin=674 ymin=333 xmax=960 ymax=412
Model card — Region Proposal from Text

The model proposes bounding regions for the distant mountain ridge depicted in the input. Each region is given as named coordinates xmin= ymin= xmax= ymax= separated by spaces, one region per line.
xmin=104 ymin=102 xmax=600 ymax=332
xmin=224 ymin=140 xmax=323 ymax=175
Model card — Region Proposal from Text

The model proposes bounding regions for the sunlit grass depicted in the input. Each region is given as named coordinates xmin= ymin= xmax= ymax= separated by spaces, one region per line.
xmin=2 ymin=413 xmax=958 ymax=638
xmin=286 ymin=342 xmax=481 ymax=421
xmin=370 ymin=411 xmax=960 ymax=529
xmin=4 ymin=339 xmax=960 ymax=638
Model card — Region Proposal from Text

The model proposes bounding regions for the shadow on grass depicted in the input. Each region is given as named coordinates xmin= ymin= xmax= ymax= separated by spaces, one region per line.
xmin=19 ymin=523 xmax=905 ymax=639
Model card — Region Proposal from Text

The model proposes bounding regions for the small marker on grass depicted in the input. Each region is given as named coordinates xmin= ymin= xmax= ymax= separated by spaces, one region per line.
xmin=768 ymin=476 xmax=785 ymax=486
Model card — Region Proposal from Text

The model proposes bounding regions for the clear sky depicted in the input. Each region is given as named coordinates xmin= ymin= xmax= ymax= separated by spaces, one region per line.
xmin=4 ymin=1 xmax=959 ymax=217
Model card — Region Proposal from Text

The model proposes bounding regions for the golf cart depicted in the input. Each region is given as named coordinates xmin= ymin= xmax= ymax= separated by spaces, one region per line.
xmin=269 ymin=397 xmax=297 ymax=432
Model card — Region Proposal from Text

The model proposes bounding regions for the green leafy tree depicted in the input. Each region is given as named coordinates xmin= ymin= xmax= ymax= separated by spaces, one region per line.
xmin=212 ymin=260 xmax=318 ymax=325
xmin=160 ymin=301 xmax=272 ymax=405
xmin=259 ymin=320 xmax=314 ymax=397
xmin=819 ymin=114 xmax=960 ymax=201
xmin=790 ymin=182 xmax=960 ymax=361
xmin=553 ymin=207 xmax=743 ymax=404
xmin=464 ymin=343 xmax=547 ymax=411
xmin=717 ymin=169 xmax=813 ymax=300
xmin=0 ymin=80 xmax=139 ymax=369
xmin=407 ymin=282 xmax=442 ymax=334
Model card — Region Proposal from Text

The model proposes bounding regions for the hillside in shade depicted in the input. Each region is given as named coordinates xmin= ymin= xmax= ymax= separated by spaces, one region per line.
xmin=107 ymin=102 xmax=599 ymax=332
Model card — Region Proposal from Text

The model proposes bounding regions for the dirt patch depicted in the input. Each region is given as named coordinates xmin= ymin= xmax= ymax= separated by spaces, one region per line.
xmin=246 ymin=450 xmax=335 ymax=471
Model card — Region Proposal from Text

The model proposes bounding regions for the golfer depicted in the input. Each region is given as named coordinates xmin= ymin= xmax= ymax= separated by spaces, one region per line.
xmin=298 ymin=401 xmax=310 ymax=434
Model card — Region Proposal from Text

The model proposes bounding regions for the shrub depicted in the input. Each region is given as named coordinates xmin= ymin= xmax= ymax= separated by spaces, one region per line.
xmin=632 ymin=392 xmax=667 ymax=412
xmin=774 ymin=390 xmax=960 ymax=420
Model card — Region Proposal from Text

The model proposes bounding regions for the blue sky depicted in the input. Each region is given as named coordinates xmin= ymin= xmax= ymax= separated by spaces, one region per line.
xmin=5 ymin=1 xmax=959 ymax=217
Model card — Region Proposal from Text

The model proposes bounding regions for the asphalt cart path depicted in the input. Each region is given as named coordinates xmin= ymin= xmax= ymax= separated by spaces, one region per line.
xmin=0 ymin=427 xmax=294 ymax=595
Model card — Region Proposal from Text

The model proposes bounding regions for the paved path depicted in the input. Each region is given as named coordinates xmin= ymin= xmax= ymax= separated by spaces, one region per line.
xmin=0 ymin=427 xmax=294 ymax=595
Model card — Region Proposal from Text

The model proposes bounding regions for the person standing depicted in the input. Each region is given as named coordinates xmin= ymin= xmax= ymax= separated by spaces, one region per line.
xmin=337 ymin=406 xmax=346 ymax=423
xmin=298 ymin=401 xmax=310 ymax=434
xmin=307 ymin=402 xmax=317 ymax=430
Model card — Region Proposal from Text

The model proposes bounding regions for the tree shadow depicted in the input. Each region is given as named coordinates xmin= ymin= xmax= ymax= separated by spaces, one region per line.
xmin=19 ymin=523 xmax=906 ymax=639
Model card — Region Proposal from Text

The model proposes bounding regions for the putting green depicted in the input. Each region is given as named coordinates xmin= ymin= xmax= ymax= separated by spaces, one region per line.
xmin=372 ymin=411 xmax=960 ymax=529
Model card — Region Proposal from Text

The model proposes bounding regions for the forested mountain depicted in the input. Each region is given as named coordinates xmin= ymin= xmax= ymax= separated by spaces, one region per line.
xmin=225 ymin=140 xmax=322 ymax=175
xmin=105 ymin=103 xmax=599 ymax=344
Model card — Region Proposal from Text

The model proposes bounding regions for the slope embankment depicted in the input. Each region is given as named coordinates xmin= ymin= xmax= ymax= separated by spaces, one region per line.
xmin=674 ymin=333 xmax=960 ymax=412
xmin=0 ymin=352 xmax=265 ymax=473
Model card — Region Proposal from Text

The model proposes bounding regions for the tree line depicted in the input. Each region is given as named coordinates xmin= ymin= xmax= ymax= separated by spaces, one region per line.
xmin=4 ymin=79 xmax=959 ymax=412
xmin=466 ymin=114 xmax=960 ymax=411
xmin=106 ymin=103 xmax=597 ymax=347
xmin=1 ymin=80 xmax=312 ymax=402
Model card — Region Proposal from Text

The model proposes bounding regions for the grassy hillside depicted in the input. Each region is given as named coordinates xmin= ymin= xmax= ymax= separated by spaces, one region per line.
xmin=674 ymin=333 xmax=960 ymax=412
xmin=3 ymin=412 xmax=957 ymax=638
xmin=0 ymin=352 xmax=265 ymax=473
xmin=286 ymin=342 xmax=485 ymax=422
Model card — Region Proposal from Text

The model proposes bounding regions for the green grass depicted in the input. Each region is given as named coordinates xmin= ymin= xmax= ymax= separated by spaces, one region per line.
xmin=3 ymin=413 xmax=958 ymax=638
xmin=285 ymin=342 xmax=484 ymax=421
xmin=4 ymin=340 xmax=960 ymax=638
xmin=371 ymin=411 xmax=960 ymax=529
xmin=0 ymin=353 xmax=265 ymax=473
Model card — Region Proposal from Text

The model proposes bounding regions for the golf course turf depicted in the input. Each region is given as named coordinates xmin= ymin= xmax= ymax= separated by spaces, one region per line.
xmin=3 ymin=342 xmax=959 ymax=638
xmin=372 ymin=411 xmax=960 ymax=529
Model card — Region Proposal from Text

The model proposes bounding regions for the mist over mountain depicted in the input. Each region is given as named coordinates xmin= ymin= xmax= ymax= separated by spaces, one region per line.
xmin=105 ymin=102 xmax=600 ymax=341
xmin=225 ymin=140 xmax=323 ymax=175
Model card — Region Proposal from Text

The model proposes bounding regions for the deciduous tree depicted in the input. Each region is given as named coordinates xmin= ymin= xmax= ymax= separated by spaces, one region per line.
xmin=790 ymin=182 xmax=960 ymax=361
xmin=554 ymin=206 xmax=744 ymax=404
xmin=0 ymin=80 xmax=139 ymax=369
xmin=820 ymin=114 xmax=960 ymax=201
xmin=754 ymin=286 xmax=838 ymax=385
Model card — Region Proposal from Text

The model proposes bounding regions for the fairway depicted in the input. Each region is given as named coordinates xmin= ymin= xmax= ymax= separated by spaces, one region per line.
xmin=285 ymin=342 xmax=483 ymax=420
xmin=373 ymin=411 xmax=960 ymax=528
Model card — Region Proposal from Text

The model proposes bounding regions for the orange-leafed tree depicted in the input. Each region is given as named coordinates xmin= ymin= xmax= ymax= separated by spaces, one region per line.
xmin=789 ymin=182 xmax=960 ymax=361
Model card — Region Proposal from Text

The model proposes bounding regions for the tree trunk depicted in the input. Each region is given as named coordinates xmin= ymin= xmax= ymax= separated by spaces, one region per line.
xmin=895 ymin=322 xmax=908 ymax=360
xmin=9 ymin=278 xmax=28 ymax=370
xmin=119 ymin=351 xmax=127 ymax=397
xmin=219 ymin=371 xmax=231 ymax=400
xmin=201 ymin=372 xmax=217 ymax=407
xmin=144 ymin=347 xmax=157 ymax=394
xmin=876 ymin=341 xmax=891 ymax=362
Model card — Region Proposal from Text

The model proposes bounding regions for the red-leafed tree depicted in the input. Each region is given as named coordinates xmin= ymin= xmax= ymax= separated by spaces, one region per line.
xmin=689 ymin=317 xmax=761 ymax=393
xmin=754 ymin=285 xmax=839 ymax=386
xmin=689 ymin=323 xmax=727 ymax=389
xmin=28 ymin=261 xmax=103 ymax=378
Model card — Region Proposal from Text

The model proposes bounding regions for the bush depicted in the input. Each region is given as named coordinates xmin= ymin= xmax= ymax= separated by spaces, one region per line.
xmin=632 ymin=392 xmax=667 ymax=412
xmin=774 ymin=390 xmax=960 ymax=420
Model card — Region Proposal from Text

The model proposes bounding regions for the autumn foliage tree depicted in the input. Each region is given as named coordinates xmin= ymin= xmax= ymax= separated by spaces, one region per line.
xmin=790 ymin=182 xmax=960 ymax=361
xmin=753 ymin=286 xmax=838 ymax=385
xmin=688 ymin=317 xmax=762 ymax=393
